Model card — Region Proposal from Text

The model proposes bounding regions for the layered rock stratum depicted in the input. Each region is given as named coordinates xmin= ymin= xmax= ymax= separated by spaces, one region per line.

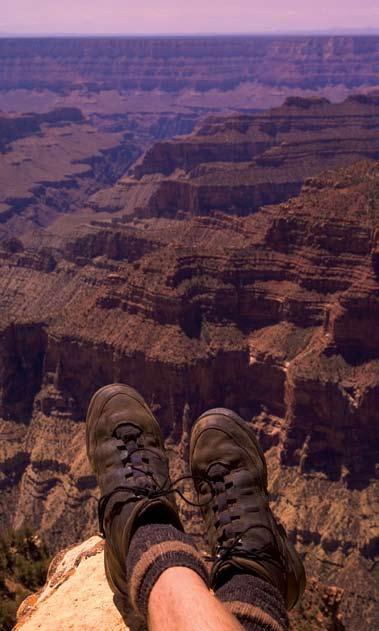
xmin=0 ymin=107 xmax=199 ymax=237
xmin=0 ymin=36 xmax=378 ymax=116
xmin=0 ymin=36 xmax=378 ymax=93
xmin=0 ymin=95 xmax=378 ymax=629
xmin=0 ymin=107 xmax=138 ymax=236
xmin=103 ymin=94 xmax=379 ymax=218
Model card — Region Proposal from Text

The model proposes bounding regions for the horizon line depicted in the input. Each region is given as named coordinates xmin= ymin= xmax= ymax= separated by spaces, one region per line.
xmin=0 ymin=28 xmax=379 ymax=38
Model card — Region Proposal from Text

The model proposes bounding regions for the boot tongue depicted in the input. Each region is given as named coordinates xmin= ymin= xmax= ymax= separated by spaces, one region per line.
xmin=115 ymin=423 xmax=142 ymax=442
xmin=206 ymin=462 xmax=229 ymax=479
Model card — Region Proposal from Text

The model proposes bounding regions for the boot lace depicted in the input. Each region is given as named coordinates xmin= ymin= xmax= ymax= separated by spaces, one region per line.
xmin=97 ymin=423 xmax=213 ymax=536
xmin=202 ymin=463 xmax=287 ymax=572
xmin=98 ymin=426 xmax=286 ymax=573
xmin=206 ymin=525 xmax=287 ymax=573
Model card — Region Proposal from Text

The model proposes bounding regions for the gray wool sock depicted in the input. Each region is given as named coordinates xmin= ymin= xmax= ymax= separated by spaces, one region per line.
xmin=126 ymin=523 xmax=209 ymax=620
xmin=216 ymin=573 xmax=289 ymax=631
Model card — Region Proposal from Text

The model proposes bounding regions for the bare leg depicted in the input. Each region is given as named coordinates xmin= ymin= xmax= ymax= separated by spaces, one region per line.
xmin=148 ymin=567 xmax=244 ymax=631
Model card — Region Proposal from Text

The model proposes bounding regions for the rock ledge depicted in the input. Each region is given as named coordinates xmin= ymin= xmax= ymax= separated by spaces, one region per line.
xmin=16 ymin=536 xmax=128 ymax=631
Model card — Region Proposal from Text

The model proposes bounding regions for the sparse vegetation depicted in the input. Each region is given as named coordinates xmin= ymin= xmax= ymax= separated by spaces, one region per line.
xmin=0 ymin=526 xmax=50 ymax=631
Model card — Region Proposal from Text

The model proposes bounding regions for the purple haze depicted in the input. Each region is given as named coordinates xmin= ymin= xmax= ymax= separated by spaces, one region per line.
xmin=2 ymin=0 xmax=379 ymax=35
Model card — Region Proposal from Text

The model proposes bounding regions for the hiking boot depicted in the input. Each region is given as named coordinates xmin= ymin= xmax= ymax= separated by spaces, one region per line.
xmin=86 ymin=383 xmax=182 ymax=598
xmin=190 ymin=408 xmax=306 ymax=610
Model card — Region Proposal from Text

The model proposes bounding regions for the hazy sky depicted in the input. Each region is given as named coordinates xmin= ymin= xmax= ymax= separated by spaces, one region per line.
xmin=2 ymin=0 xmax=378 ymax=35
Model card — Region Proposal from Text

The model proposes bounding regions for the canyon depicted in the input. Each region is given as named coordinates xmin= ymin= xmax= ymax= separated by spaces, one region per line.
xmin=0 ymin=108 xmax=199 ymax=239
xmin=0 ymin=36 xmax=378 ymax=117
xmin=0 ymin=36 xmax=378 ymax=630
xmin=0 ymin=36 xmax=378 ymax=95
xmin=0 ymin=107 xmax=378 ymax=628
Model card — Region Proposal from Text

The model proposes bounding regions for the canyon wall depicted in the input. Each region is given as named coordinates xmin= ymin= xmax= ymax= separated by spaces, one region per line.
xmin=0 ymin=36 xmax=378 ymax=117
xmin=0 ymin=36 xmax=377 ymax=92
xmin=0 ymin=108 xmax=140 ymax=237
xmin=0 ymin=96 xmax=378 ymax=629
xmin=89 ymin=95 xmax=379 ymax=218
xmin=0 ymin=108 xmax=202 ymax=237
xmin=0 ymin=161 xmax=378 ymax=629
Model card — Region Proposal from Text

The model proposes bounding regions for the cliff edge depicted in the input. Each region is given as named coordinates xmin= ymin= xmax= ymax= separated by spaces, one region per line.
xmin=15 ymin=537 xmax=128 ymax=631
xmin=15 ymin=536 xmax=345 ymax=630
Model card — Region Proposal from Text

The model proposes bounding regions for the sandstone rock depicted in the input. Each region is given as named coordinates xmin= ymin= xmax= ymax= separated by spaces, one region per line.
xmin=15 ymin=537 xmax=129 ymax=631
xmin=15 ymin=534 xmax=347 ymax=631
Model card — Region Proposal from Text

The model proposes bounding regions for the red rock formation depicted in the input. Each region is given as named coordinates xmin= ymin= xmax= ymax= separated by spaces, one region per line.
xmin=100 ymin=95 xmax=379 ymax=220
xmin=0 ymin=98 xmax=378 ymax=630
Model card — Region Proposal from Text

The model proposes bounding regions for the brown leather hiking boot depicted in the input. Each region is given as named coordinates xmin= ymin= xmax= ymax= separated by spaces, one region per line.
xmin=86 ymin=383 xmax=182 ymax=598
xmin=190 ymin=408 xmax=306 ymax=610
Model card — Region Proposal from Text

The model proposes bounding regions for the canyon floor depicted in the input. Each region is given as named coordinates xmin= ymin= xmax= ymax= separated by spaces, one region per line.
xmin=1 ymin=36 xmax=379 ymax=630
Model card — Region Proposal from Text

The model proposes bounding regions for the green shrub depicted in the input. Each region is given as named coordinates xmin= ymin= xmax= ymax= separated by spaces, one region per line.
xmin=0 ymin=526 xmax=50 ymax=631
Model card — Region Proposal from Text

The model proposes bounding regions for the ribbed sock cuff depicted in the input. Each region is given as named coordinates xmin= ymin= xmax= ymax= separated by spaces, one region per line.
xmin=126 ymin=523 xmax=209 ymax=619
xmin=216 ymin=574 xmax=289 ymax=631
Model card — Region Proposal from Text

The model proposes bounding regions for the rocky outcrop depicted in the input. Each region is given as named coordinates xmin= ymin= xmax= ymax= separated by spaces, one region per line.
xmin=15 ymin=537 xmax=128 ymax=631
xmin=135 ymin=95 xmax=379 ymax=177
xmin=0 ymin=36 xmax=378 ymax=92
xmin=93 ymin=95 xmax=379 ymax=219
xmin=16 ymin=535 xmax=347 ymax=631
